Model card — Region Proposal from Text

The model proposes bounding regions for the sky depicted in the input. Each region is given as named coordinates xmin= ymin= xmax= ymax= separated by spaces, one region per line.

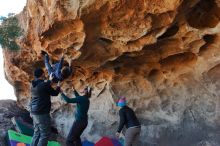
xmin=0 ymin=0 xmax=27 ymax=100
xmin=0 ymin=0 xmax=26 ymax=17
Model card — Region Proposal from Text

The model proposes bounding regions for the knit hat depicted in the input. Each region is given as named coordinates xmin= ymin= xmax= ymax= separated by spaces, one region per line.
xmin=34 ymin=68 xmax=44 ymax=78
xmin=117 ymin=96 xmax=127 ymax=107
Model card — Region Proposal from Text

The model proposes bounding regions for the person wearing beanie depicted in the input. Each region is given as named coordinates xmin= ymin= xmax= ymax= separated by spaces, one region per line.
xmin=60 ymin=86 xmax=92 ymax=146
xmin=116 ymin=96 xmax=141 ymax=146
xmin=30 ymin=68 xmax=60 ymax=146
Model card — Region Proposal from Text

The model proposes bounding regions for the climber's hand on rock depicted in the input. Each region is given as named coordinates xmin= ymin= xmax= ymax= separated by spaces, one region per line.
xmin=41 ymin=50 xmax=48 ymax=56
xmin=61 ymin=52 xmax=66 ymax=60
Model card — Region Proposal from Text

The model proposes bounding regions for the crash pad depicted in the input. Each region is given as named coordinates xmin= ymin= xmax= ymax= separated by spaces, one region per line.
xmin=11 ymin=117 xmax=34 ymax=136
xmin=95 ymin=137 xmax=114 ymax=146
xmin=82 ymin=140 xmax=95 ymax=146
xmin=95 ymin=137 xmax=124 ymax=146
xmin=118 ymin=138 xmax=124 ymax=146
xmin=7 ymin=130 xmax=60 ymax=146
xmin=111 ymin=139 xmax=123 ymax=146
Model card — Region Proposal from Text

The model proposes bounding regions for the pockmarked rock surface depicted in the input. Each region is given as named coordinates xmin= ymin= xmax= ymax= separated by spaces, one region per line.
xmin=3 ymin=0 xmax=220 ymax=145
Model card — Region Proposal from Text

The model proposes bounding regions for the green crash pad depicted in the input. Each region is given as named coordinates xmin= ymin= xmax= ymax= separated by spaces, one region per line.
xmin=11 ymin=117 xmax=34 ymax=136
xmin=8 ymin=130 xmax=60 ymax=146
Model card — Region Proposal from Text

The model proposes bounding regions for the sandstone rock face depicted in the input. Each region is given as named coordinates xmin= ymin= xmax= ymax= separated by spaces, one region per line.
xmin=3 ymin=0 xmax=220 ymax=145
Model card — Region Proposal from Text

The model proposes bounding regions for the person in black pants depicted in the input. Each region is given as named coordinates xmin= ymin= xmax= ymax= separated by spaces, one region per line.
xmin=60 ymin=87 xmax=92 ymax=146
xmin=116 ymin=96 xmax=141 ymax=146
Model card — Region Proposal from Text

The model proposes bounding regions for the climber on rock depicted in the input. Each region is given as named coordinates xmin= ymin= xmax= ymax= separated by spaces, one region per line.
xmin=29 ymin=68 xmax=61 ymax=146
xmin=116 ymin=96 xmax=141 ymax=146
xmin=41 ymin=50 xmax=72 ymax=83
xmin=60 ymin=86 xmax=92 ymax=146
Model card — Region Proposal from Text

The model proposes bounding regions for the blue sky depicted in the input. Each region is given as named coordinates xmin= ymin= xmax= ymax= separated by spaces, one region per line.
xmin=0 ymin=0 xmax=26 ymax=100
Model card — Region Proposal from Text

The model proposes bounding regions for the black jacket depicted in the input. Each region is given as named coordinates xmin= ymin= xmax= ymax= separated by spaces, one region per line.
xmin=117 ymin=106 xmax=140 ymax=133
xmin=30 ymin=79 xmax=60 ymax=115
